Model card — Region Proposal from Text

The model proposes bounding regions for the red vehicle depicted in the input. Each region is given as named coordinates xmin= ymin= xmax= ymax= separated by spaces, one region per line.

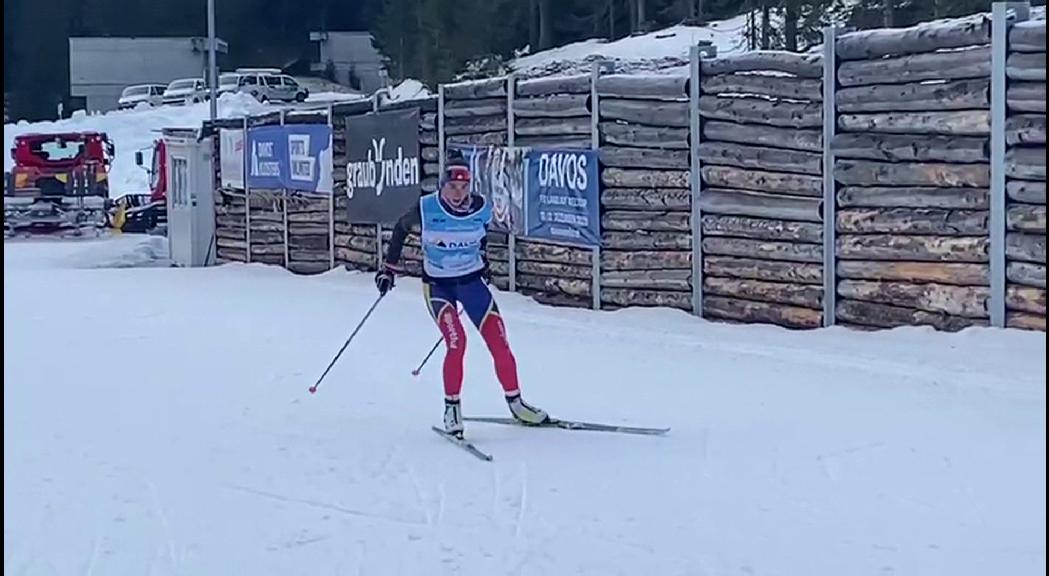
xmin=111 ymin=138 xmax=168 ymax=234
xmin=5 ymin=131 xmax=114 ymax=236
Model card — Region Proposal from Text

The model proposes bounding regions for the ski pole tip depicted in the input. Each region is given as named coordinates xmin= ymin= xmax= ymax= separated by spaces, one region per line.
xmin=308 ymin=386 xmax=317 ymax=394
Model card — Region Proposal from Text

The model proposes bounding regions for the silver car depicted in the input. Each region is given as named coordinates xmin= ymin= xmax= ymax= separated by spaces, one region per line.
xmin=162 ymin=78 xmax=208 ymax=105
xmin=118 ymin=84 xmax=166 ymax=109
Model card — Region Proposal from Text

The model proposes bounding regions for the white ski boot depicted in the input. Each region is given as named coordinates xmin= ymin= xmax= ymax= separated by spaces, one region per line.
xmin=506 ymin=392 xmax=549 ymax=425
xmin=444 ymin=397 xmax=464 ymax=437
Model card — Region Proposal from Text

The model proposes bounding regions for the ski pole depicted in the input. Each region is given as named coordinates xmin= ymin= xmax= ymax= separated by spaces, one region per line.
xmin=309 ymin=292 xmax=385 ymax=394
xmin=411 ymin=307 xmax=464 ymax=376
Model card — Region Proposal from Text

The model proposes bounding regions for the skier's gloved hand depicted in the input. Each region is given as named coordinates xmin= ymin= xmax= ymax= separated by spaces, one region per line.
xmin=375 ymin=267 xmax=396 ymax=295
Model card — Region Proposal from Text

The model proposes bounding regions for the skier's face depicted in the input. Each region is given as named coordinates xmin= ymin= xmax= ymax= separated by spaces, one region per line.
xmin=442 ymin=180 xmax=470 ymax=208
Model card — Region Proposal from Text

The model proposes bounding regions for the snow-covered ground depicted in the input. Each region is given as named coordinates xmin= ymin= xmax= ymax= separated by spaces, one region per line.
xmin=4 ymin=236 xmax=1045 ymax=575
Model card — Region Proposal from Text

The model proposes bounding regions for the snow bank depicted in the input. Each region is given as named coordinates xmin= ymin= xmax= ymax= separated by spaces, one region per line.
xmin=385 ymin=78 xmax=433 ymax=102
xmin=3 ymin=92 xmax=269 ymax=199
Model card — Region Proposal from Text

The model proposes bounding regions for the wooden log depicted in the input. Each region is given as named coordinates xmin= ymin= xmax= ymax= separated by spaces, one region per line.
xmin=837 ymin=234 xmax=989 ymax=262
xmin=600 ymin=122 xmax=689 ymax=149
xmin=287 ymin=211 xmax=331 ymax=224
xmin=701 ymin=215 xmax=822 ymax=243
xmin=420 ymin=113 xmax=437 ymax=131
xmin=835 ymin=14 xmax=990 ymax=60
xmin=703 ymin=295 xmax=823 ymax=329
xmin=705 ymin=276 xmax=822 ymax=309
xmin=837 ymin=46 xmax=990 ymax=87
xmin=1005 ymin=114 xmax=1046 ymax=146
xmin=516 ymin=260 xmax=592 ymax=279
xmin=423 ymin=162 xmax=441 ymax=176
xmin=446 ymin=132 xmax=508 ymax=146
xmin=516 ymin=74 xmax=591 ymax=96
xmin=838 ymin=186 xmax=989 ymax=209
xmin=602 ymin=250 xmax=691 ymax=270
xmin=515 ymin=116 xmax=590 ymax=136
xmin=838 ymin=110 xmax=989 ymax=136
xmin=602 ymin=288 xmax=692 ymax=310
xmin=601 ymin=187 xmax=690 ymax=211
xmin=837 ymin=260 xmax=988 ymax=286
xmin=216 ymin=237 xmax=247 ymax=251
xmin=1007 ymin=52 xmax=1046 ymax=81
xmin=244 ymin=230 xmax=283 ymax=244
xmin=250 ymin=243 xmax=285 ymax=256
xmin=836 ymin=299 xmax=987 ymax=331
xmin=515 ymin=274 xmax=591 ymax=297
xmin=601 ymin=269 xmax=691 ymax=291
xmin=1006 ymin=232 xmax=1046 ymax=264
xmin=335 ymin=247 xmax=377 ymax=267
xmin=287 ymin=261 xmax=331 ymax=275
xmin=599 ymin=98 xmax=689 ymax=128
xmin=837 ymin=208 xmax=988 ymax=235
xmin=489 ymin=261 xmax=509 ymax=276
xmin=1008 ymin=204 xmax=1046 ymax=233
xmin=602 ymin=231 xmax=690 ymax=250
xmin=697 ymin=96 xmax=822 ymax=128
xmin=700 ymin=74 xmax=822 ymax=101
xmin=602 ymin=210 xmax=690 ymax=232
xmin=444 ymin=115 xmax=506 ymax=135
xmin=516 ymin=240 xmax=592 ymax=265
xmin=832 ymin=133 xmax=987 ymax=163
xmin=1009 ymin=20 xmax=1046 ymax=52
xmin=420 ymin=131 xmax=438 ymax=145
xmin=1007 ymin=311 xmax=1046 ymax=331
xmin=699 ymin=142 xmax=822 ymax=175
xmin=838 ymin=280 xmax=987 ymax=317
xmin=601 ymin=168 xmax=690 ymax=189
xmin=216 ymin=226 xmax=247 ymax=240
xmin=836 ymin=78 xmax=989 ymax=113
xmin=443 ymin=98 xmax=507 ymax=118
xmin=524 ymin=290 xmax=589 ymax=309
xmin=1005 ymin=147 xmax=1047 ymax=181
xmin=288 ymin=235 xmax=329 ymax=252
xmin=704 ymin=256 xmax=823 ymax=284
xmin=444 ymin=78 xmax=506 ymax=100
xmin=1008 ymin=82 xmax=1047 ymax=113
xmin=702 ymin=166 xmax=822 ymax=197
xmin=513 ymin=94 xmax=591 ymax=118
xmin=701 ymin=51 xmax=822 ymax=78
xmin=703 ymin=237 xmax=822 ymax=263
xmin=1007 ymin=285 xmax=1046 ymax=315
xmin=1007 ymin=261 xmax=1046 ymax=289
xmin=595 ymin=74 xmax=689 ymax=100
xmin=289 ymin=224 xmax=332 ymax=235
xmin=216 ymin=248 xmax=247 ymax=262
xmin=216 ymin=214 xmax=246 ymax=228
xmin=600 ymin=147 xmax=690 ymax=169
xmin=421 ymin=146 xmax=439 ymax=162
xmin=699 ymin=188 xmax=823 ymax=223
xmin=702 ymin=121 xmax=821 ymax=153
xmin=835 ymin=160 xmax=990 ymax=187
xmin=289 ymin=249 xmax=331 ymax=263
xmin=515 ymin=135 xmax=591 ymax=149
xmin=334 ymin=234 xmax=376 ymax=252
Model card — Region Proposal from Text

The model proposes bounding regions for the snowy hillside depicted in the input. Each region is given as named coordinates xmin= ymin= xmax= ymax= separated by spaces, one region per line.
xmin=4 ymin=236 xmax=1046 ymax=575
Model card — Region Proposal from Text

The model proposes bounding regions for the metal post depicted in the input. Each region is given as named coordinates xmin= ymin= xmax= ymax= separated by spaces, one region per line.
xmin=280 ymin=110 xmax=289 ymax=269
xmin=506 ymin=73 xmax=518 ymax=293
xmin=327 ymin=102 xmax=336 ymax=271
xmin=821 ymin=26 xmax=838 ymax=328
xmin=590 ymin=61 xmax=602 ymax=311
xmin=689 ymin=45 xmax=703 ymax=317
xmin=438 ymin=85 xmax=446 ymax=177
xmin=243 ymin=116 xmax=251 ymax=264
xmin=206 ymin=0 xmax=218 ymax=121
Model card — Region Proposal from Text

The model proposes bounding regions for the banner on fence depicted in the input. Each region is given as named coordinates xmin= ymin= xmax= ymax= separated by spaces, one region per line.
xmin=246 ymin=125 xmax=334 ymax=193
xmin=453 ymin=145 xmax=527 ymax=234
xmin=524 ymin=149 xmax=600 ymax=247
xmin=218 ymin=128 xmax=244 ymax=189
xmin=344 ymin=108 xmax=421 ymax=223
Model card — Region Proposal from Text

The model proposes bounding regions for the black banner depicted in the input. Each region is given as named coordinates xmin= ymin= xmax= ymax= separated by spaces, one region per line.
xmin=344 ymin=108 xmax=421 ymax=224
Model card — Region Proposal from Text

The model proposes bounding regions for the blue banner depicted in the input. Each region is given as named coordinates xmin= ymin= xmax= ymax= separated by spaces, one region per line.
xmin=525 ymin=149 xmax=600 ymax=247
xmin=247 ymin=125 xmax=334 ymax=193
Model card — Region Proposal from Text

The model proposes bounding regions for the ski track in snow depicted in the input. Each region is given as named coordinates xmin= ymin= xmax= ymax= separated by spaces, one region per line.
xmin=4 ymin=236 xmax=1046 ymax=575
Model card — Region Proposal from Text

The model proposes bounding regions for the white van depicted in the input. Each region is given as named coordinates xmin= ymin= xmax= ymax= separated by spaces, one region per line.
xmin=219 ymin=68 xmax=309 ymax=103
xmin=118 ymin=84 xmax=166 ymax=109
xmin=162 ymin=78 xmax=208 ymax=105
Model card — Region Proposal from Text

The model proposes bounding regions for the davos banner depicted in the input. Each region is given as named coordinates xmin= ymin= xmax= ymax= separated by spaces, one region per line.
xmin=452 ymin=144 xmax=527 ymax=235
xmin=345 ymin=108 xmax=421 ymax=224
xmin=524 ymin=149 xmax=600 ymax=247
xmin=246 ymin=125 xmax=334 ymax=193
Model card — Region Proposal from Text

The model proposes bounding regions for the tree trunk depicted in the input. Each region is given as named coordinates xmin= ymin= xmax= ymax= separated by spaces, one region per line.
xmin=1007 ymin=52 xmax=1046 ymax=82
xmin=601 ymin=250 xmax=691 ymax=270
xmin=836 ymin=13 xmax=991 ymax=60
xmin=836 ymin=78 xmax=990 ymax=113
xmin=699 ymin=188 xmax=823 ymax=223
xmin=705 ymin=276 xmax=822 ymax=309
xmin=837 ymin=208 xmax=988 ymax=235
xmin=702 ymin=165 xmax=822 ymax=197
xmin=882 ymin=0 xmax=894 ymax=27
xmin=601 ymin=147 xmax=690 ymax=170
xmin=838 ymin=280 xmax=988 ymax=318
xmin=834 ymin=160 xmax=989 ymax=188
xmin=602 ymin=288 xmax=692 ymax=310
xmin=516 ymin=74 xmax=591 ymax=96
xmin=699 ymin=142 xmax=822 ymax=175
xmin=596 ymin=74 xmax=690 ymax=100
xmin=837 ymin=234 xmax=989 ymax=262
xmin=602 ymin=210 xmax=691 ymax=232
xmin=1006 ymin=114 xmax=1046 ymax=146
xmin=701 ymin=74 xmax=822 ymax=101
xmin=704 ymin=295 xmax=823 ymax=329
xmin=836 ymin=299 xmax=988 ymax=331
xmin=1006 ymin=232 xmax=1046 ymax=264
xmin=599 ymin=98 xmax=690 ymax=127
xmin=601 ymin=187 xmax=691 ymax=211
xmin=832 ymin=133 xmax=988 ymax=163
xmin=1007 ymin=261 xmax=1046 ymax=289
xmin=1006 ymin=147 xmax=1047 ymax=181
xmin=838 ymin=111 xmax=990 ymax=136
xmin=837 ymin=46 xmax=990 ymax=87
xmin=784 ymin=0 xmax=798 ymax=52
xmin=701 ymin=50 xmax=822 ymax=78
xmin=704 ymin=255 xmax=823 ymax=284
xmin=513 ymin=94 xmax=591 ymax=118
xmin=701 ymin=214 xmax=822 ymax=243
xmin=1006 ymin=285 xmax=1046 ymax=315
xmin=1007 ymin=181 xmax=1046 ymax=205
xmin=761 ymin=2 xmax=771 ymax=49
xmin=600 ymin=122 xmax=689 ymax=149
xmin=703 ymin=121 xmax=822 ymax=153
xmin=1007 ymin=82 xmax=1046 ymax=113
xmin=601 ymin=270 xmax=692 ymax=291
xmin=837 ymin=260 xmax=988 ymax=286
xmin=1007 ymin=204 xmax=1046 ymax=233
xmin=603 ymin=230 xmax=691 ymax=250
xmin=698 ymin=96 xmax=822 ymax=128
xmin=1010 ymin=21 xmax=1046 ymax=53
xmin=601 ymin=168 xmax=690 ymax=188
xmin=539 ymin=0 xmax=553 ymax=49
xmin=838 ymin=186 xmax=988 ymax=209
xmin=703 ymin=237 xmax=823 ymax=263
xmin=1007 ymin=311 xmax=1046 ymax=331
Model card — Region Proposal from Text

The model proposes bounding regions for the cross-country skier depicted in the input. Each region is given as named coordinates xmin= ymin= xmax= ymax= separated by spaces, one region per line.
xmin=374 ymin=160 xmax=549 ymax=438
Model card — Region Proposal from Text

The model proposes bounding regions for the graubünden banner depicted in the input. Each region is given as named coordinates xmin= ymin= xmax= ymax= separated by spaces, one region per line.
xmin=344 ymin=108 xmax=421 ymax=224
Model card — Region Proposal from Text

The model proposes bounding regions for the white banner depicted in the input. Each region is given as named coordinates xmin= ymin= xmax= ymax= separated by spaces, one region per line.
xmin=219 ymin=128 xmax=245 ymax=189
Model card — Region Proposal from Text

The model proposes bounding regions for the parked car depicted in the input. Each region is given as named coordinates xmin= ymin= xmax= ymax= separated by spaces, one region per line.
xmin=162 ymin=78 xmax=208 ymax=105
xmin=118 ymin=84 xmax=166 ymax=109
xmin=219 ymin=68 xmax=309 ymax=103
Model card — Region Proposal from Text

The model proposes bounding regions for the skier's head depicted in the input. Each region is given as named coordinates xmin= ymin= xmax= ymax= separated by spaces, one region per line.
xmin=440 ymin=162 xmax=472 ymax=210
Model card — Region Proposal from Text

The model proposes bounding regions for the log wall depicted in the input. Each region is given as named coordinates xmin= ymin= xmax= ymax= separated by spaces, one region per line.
xmin=832 ymin=21 xmax=994 ymax=331
xmin=1005 ymin=19 xmax=1047 ymax=331
xmin=698 ymin=53 xmax=825 ymax=329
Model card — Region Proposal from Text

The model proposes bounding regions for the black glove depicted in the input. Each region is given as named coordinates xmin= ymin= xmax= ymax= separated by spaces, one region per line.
xmin=375 ymin=267 xmax=396 ymax=295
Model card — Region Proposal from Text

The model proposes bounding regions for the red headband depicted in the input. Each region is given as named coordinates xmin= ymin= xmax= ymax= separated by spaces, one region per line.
xmin=446 ymin=165 xmax=471 ymax=182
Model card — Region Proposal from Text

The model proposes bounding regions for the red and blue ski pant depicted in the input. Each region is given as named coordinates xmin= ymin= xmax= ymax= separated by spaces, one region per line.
xmin=423 ymin=276 xmax=519 ymax=399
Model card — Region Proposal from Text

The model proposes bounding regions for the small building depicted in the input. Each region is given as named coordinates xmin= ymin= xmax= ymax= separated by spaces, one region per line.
xmin=69 ymin=36 xmax=229 ymax=113
xmin=309 ymin=31 xmax=388 ymax=93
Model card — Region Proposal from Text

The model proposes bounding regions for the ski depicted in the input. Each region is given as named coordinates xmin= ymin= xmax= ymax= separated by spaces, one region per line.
xmin=462 ymin=416 xmax=670 ymax=436
xmin=431 ymin=426 xmax=493 ymax=461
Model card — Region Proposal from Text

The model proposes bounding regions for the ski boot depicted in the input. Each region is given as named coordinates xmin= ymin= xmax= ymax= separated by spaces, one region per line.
xmin=444 ymin=397 xmax=464 ymax=438
xmin=506 ymin=392 xmax=549 ymax=425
